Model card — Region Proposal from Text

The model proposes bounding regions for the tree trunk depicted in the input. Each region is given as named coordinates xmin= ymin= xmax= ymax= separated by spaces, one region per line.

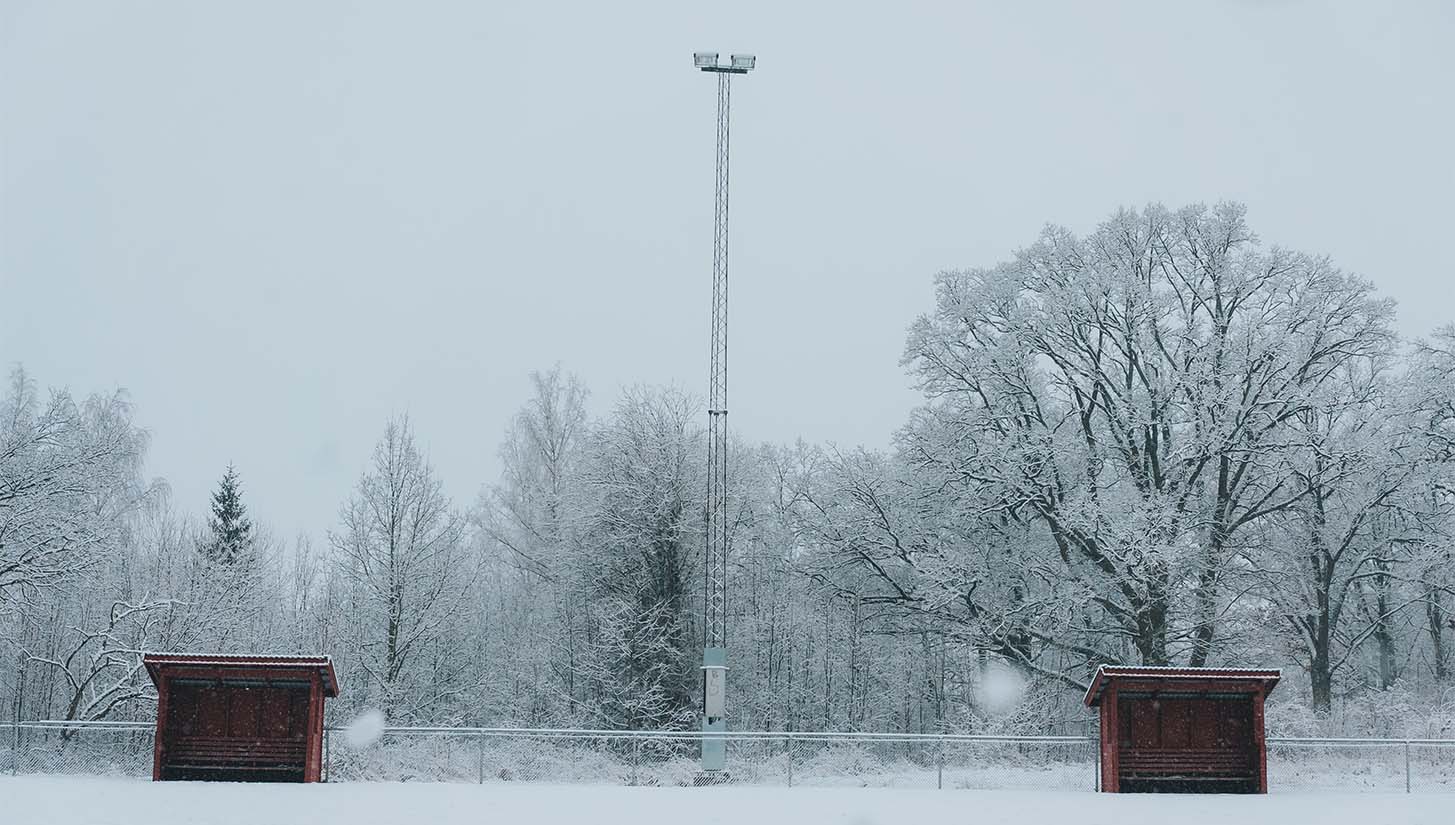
xmin=1310 ymin=571 xmax=1334 ymax=715
xmin=1134 ymin=571 xmax=1171 ymax=666
xmin=1428 ymin=588 xmax=1449 ymax=684
xmin=1189 ymin=525 xmax=1227 ymax=667
xmin=1374 ymin=613 xmax=1398 ymax=690
xmin=1307 ymin=479 xmax=1335 ymax=714
xmin=1310 ymin=646 xmax=1332 ymax=715
xmin=1309 ymin=608 xmax=1333 ymax=715
xmin=1191 ymin=477 xmax=1233 ymax=668
xmin=1373 ymin=565 xmax=1398 ymax=690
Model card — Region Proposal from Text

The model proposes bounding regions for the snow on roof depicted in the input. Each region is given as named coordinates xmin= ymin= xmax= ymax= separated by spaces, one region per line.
xmin=142 ymin=652 xmax=339 ymax=697
xmin=143 ymin=651 xmax=333 ymax=662
xmin=1083 ymin=664 xmax=1281 ymax=707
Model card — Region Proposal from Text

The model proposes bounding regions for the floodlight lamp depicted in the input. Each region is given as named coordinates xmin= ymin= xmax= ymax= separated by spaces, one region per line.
xmin=730 ymin=54 xmax=756 ymax=71
xmin=694 ymin=52 xmax=720 ymax=69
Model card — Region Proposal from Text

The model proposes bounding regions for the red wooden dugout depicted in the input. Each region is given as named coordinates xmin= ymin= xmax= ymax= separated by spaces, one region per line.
xmin=144 ymin=653 xmax=339 ymax=782
xmin=1086 ymin=665 xmax=1280 ymax=793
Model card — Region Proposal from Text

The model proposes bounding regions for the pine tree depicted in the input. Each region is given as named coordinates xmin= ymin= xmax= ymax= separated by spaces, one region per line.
xmin=202 ymin=464 xmax=253 ymax=565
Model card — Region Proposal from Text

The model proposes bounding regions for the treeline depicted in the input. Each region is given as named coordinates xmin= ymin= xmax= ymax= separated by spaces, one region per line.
xmin=3 ymin=203 xmax=1454 ymax=736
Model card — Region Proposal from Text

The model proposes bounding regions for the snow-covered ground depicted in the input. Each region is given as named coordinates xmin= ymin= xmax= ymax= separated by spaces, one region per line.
xmin=3 ymin=776 xmax=1449 ymax=825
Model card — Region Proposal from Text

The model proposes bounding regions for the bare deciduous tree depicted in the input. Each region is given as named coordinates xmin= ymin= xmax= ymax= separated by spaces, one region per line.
xmin=331 ymin=416 xmax=471 ymax=719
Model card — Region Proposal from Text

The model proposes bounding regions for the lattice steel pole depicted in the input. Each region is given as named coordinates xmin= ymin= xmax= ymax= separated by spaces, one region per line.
xmin=693 ymin=51 xmax=754 ymax=776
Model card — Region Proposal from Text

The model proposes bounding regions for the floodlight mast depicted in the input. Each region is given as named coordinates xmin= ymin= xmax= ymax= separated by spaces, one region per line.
xmin=695 ymin=50 xmax=753 ymax=777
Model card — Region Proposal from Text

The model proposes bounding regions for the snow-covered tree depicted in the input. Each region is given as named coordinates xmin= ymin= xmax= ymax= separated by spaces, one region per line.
xmin=0 ymin=367 xmax=155 ymax=611
xmin=199 ymin=465 xmax=253 ymax=565
xmin=577 ymin=386 xmax=700 ymax=730
xmin=1249 ymin=354 xmax=1452 ymax=711
xmin=864 ymin=203 xmax=1396 ymax=682
xmin=466 ymin=367 xmax=592 ymax=724
xmin=12 ymin=201 xmax=1455 ymax=738
xmin=330 ymin=416 xmax=472 ymax=720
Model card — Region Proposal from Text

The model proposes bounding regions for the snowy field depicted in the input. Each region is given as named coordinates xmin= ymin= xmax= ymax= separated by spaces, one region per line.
xmin=4 ymin=777 xmax=1450 ymax=825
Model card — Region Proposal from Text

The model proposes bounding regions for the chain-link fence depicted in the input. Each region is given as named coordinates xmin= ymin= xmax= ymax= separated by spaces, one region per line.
xmin=4 ymin=722 xmax=154 ymax=777
xmin=5 ymin=722 xmax=1455 ymax=791
xmin=1267 ymin=738 xmax=1455 ymax=792
xmin=319 ymin=729 xmax=1097 ymax=789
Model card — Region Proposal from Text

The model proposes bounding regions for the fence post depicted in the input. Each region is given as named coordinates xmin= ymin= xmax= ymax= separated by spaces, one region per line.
xmin=786 ymin=733 xmax=793 ymax=787
xmin=323 ymin=727 xmax=330 ymax=783
xmin=12 ymin=654 xmax=23 ymax=777
xmin=936 ymin=741 xmax=943 ymax=790
xmin=477 ymin=731 xmax=485 ymax=784
xmin=629 ymin=737 xmax=641 ymax=786
xmin=1405 ymin=740 xmax=1411 ymax=794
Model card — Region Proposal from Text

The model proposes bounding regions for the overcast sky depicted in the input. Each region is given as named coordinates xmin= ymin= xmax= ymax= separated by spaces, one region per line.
xmin=3 ymin=1 xmax=1453 ymax=542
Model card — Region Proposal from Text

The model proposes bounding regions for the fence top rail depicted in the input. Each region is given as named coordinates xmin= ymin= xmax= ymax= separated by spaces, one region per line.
xmin=9 ymin=720 xmax=153 ymax=731
xmin=3 ymin=722 xmax=1090 ymax=742
xmin=9 ymin=721 xmax=1455 ymax=747
xmin=324 ymin=726 xmax=1097 ymax=744
xmin=1267 ymin=736 xmax=1455 ymax=746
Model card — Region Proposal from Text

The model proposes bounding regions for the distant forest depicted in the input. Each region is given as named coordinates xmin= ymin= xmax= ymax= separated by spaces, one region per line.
xmin=4 ymin=203 xmax=1454 ymax=737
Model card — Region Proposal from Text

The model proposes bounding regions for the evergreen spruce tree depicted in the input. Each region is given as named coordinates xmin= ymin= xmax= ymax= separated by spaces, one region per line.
xmin=202 ymin=464 xmax=253 ymax=564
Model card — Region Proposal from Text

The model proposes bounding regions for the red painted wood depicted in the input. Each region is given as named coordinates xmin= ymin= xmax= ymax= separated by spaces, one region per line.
xmin=144 ymin=654 xmax=337 ymax=783
xmin=1253 ymin=690 xmax=1268 ymax=793
xmin=1090 ymin=666 xmax=1277 ymax=793
xmin=1190 ymin=698 xmax=1218 ymax=749
xmin=304 ymin=671 xmax=323 ymax=783
xmin=152 ymin=677 xmax=169 ymax=781
xmin=1101 ymin=682 xmax=1119 ymax=793
xmin=1158 ymin=699 xmax=1186 ymax=748
xmin=1128 ymin=698 xmax=1158 ymax=749
xmin=1084 ymin=667 xmax=1280 ymax=707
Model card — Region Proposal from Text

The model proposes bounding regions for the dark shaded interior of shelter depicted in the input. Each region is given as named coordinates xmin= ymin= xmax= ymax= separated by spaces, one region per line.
xmin=159 ymin=680 xmax=312 ymax=782
xmin=1116 ymin=692 xmax=1258 ymax=793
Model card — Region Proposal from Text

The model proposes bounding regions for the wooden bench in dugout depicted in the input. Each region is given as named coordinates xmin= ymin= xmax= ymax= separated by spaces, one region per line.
xmin=1118 ymin=747 xmax=1258 ymax=792
xmin=163 ymin=736 xmax=308 ymax=775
